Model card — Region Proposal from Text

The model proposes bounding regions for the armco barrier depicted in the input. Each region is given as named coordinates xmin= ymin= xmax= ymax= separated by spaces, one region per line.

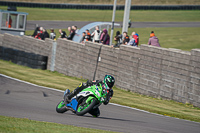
xmin=0 ymin=1 xmax=200 ymax=10
xmin=0 ymin=33 xmax=199 ymax=107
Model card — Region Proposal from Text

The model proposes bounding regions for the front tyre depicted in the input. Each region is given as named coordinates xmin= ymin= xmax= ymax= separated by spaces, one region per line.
xmin=76 ymin=97 xmax=97 ymax=116
xmin=56 ymin=100 xmax=68 ymax=113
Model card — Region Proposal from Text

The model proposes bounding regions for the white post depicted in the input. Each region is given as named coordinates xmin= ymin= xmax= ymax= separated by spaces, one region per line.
xmin=122 ymin=0 xmax=131 ymax=34
xmin=50 ymin=41 xmax=57 ymax=71
xmin=110 ymin=0 xmax=117 ymax=46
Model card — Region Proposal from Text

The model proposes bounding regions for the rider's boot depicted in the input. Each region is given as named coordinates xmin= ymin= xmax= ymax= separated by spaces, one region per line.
xmin=65 ymin=83 xmax=87 ymax=103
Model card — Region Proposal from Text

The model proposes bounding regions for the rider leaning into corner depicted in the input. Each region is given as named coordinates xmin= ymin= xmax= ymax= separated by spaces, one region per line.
xmin=64 ymin=75 xmax=115 ymax=117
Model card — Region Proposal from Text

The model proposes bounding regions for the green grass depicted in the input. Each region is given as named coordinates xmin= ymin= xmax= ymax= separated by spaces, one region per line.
xmin=1 ymin=6 xmax=200 ymax=22
xmin=0 ymin=60 xmax=200 ymax=123
xmin=0 ymin=115 xmax=117 ymax=133
xmin=25 ymin=27 xmax=200 ymax=51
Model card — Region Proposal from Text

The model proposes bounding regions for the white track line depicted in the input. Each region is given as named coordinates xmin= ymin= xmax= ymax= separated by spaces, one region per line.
xmin=0 ymin=73 xmax=199 ymax=124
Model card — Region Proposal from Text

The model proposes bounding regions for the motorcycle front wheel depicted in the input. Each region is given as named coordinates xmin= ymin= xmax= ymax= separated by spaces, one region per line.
xmin=76 ymin=96 xmax=97 ymax=116
xmin=56 ymin=100 xmax=68 ymax=113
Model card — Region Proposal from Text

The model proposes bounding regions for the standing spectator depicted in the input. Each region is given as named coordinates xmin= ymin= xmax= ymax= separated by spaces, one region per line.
xmin=59 ymin=29 xmax=67 ymax=39
xmin=85 ymin=29 xmax=92 ymax=41
xmin=122 ymin=32 xmax=130 ymax=45
xmin=100 ymin=29 xmax=110 ymax=45
xmin=72 ymin=25 xmax=79 ymax=34
xmin=50 ymin=28 xmax=56 ymax=40
xmin=32 ymin=27 xmax=40 ymax=37
xmin=42 ymin=29 xmax=49 ymax=40
xmin=82 ymin=32 xmax=86 ymax=44
xmin=34 ymin=30 xmax=41 ymax=40
xmin=91 ymin=26 xmax=102 ymax=43
xmin=148 ymin=31 xmax=161 ymax=47
xmin=67 ymin=26 xmax=75 ymax=40
xmin=128 ymin=19 xmax=131 ymax=28
xmin=128 ymin=32 xmax=138 ymax=47
xmin=134 ymin=32 xmax=139 ymax=46
xmin=113 ymin=31 xmax=122 ymax=48
xmin=127 ymin=32 xmax=137 ymax=47
xmin=34 ymin=27 xmax=43 ymax=40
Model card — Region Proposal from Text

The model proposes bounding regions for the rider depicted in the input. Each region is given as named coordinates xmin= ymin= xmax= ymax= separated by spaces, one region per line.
xmin=65 ymin=75 xmax=115 ymax=117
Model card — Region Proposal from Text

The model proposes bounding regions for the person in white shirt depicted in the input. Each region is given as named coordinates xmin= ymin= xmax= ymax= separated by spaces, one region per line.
xmin=91 ymin=26 xmax=102 ymax=43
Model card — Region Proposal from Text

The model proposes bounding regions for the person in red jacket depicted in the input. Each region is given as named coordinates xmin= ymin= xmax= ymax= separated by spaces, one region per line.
xmin=132 ymin=32 xmax=139 ymax=46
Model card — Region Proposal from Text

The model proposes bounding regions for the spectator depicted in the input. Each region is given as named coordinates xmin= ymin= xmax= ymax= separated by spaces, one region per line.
xmin=128 ymin=19 xmax=131 ymax=28
xmin=82 ymin=32 xmax=86 ymax=44
xmin=113 ymin=31 xmax=122 ymax=48
xmin=6 ymin=16 xmax=12 ymax=28
xmin=133 ymin=32 xmax=139 ymax=46
xmin=148 ymin=31 xmax=161 ymax=47
xmin=34 ymin=30 xmax=41 ymax=40
xmin=34 ymin=27 xmax=43 ymax=40
xmin=127 ymin=32 xmax=137 ymax=47
xmin=85 ymin=29 xmax=92 ymax=41
xmin=59 ymin=29 xmax=67 ymax=39
xmin=91 ymin=26 xmax=102 ymax=43
xmin=50 ymin=28 xmax=56 ymax=40
xmin=100 ymin=29 xmax=110 ymax=45
xmin=42 ymin=29 xmax=49 ymax=40
xmin=67 ymin=26 xmax=75 ymax=40
xmin=122 ymin=32 xmax=130 ymax=45
xmin=72 ymin=25 xmax=79 ymax=34
xmin=32 ymin=27 xmax=40 ymax=37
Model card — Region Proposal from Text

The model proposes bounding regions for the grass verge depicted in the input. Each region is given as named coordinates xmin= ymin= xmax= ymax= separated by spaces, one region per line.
xmin=0 ymin=115 xmax=117 ymax=133
xmin=26 ymin=27 xmax=200 ymax=51
xmin=0 ymin=60 xmax=200 ymax=123
xmin=1 ymin=6 xmax=200 ymax=22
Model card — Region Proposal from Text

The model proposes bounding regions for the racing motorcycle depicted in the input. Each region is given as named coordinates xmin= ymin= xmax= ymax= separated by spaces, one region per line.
xmin=56 ymin=84 xmax=107 ymax=116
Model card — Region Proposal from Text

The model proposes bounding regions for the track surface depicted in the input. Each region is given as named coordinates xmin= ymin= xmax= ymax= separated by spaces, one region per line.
xmin=26 ymin=21 xmax=200 ymax=30
xmin=0 ymin=75 xmax=200 ymax=133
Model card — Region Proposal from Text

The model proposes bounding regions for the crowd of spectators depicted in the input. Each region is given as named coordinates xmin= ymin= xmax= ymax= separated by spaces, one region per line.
xmin=32 ymin=25 xmax=160 ymax=48
xmin=32 ymin=25 xmax=78 ymax=41
xmin=58 ymin=26 xmax=77 ymax=40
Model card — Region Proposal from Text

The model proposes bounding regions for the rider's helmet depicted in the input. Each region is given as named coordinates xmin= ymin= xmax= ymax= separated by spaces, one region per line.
xmin=103 ymin=75 xmax=115 ymax=89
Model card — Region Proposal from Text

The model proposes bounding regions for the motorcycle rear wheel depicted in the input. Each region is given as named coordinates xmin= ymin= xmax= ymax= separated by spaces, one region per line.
xmin=56 ymin=100 xmax=68 ymax=113
xmin=76 ymin=97 xmax=97 ymax=116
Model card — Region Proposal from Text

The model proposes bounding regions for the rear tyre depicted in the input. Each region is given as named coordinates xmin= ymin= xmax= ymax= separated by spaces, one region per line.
xmin=56 ymin=100 xmax=68 ymax=113
xmin=76 ymin=97 xmax=97 ymax=116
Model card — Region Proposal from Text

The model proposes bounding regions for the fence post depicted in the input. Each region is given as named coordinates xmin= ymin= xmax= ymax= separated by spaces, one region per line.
xmin=50 ymin=41 xmax=57 ymax=71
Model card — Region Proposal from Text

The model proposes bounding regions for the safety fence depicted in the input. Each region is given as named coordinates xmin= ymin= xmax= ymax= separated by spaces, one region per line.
xmin=0 ymin=1 xmax=200 ymax=10
xmin=0 ymin=33 xmax=200 ymax=107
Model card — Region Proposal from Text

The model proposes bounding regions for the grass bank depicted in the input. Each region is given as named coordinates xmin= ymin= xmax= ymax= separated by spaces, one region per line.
xmin=25 ymin=27 xmax=200 ymax=51
xmin=0 ymin=115 xmax=117 ymax=133
xmin=1 ymin=6 xmax=200 ymax=22
xmin=0 ymin=60 xmax=200 ymax=122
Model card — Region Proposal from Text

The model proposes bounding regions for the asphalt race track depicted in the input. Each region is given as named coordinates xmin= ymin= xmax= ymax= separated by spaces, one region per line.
xmin=26 ymin=21 xmax=200 ymax=30
xmin=0 ymin=74 xmax=200 ymax=133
